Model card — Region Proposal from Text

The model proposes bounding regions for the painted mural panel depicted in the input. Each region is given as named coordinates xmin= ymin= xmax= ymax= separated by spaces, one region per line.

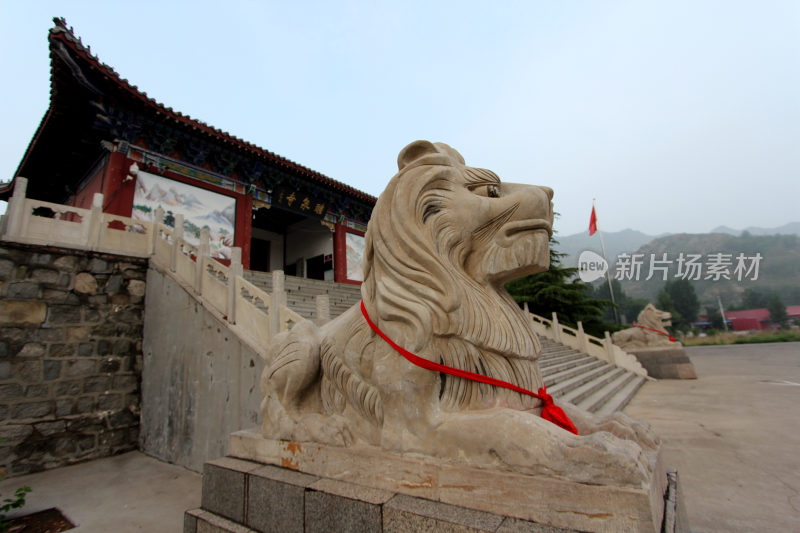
xmin=345 ymin=232 xmax=365 ymax=282
xmin=132 ymin=171 xmax=236 ymax=260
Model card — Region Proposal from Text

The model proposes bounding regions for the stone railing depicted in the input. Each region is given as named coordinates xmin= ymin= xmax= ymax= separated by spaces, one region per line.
xmin=1 ymin=177 xmax=327 ymax=356
xmin=1 ymin=177 xmax=154 ymax=257
xmin=525 ymin=304 xmax=648 ymax=377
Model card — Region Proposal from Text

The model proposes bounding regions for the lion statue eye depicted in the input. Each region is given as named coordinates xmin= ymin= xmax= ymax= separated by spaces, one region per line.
xmin=487 ymin=185 xmax=500 ymax=198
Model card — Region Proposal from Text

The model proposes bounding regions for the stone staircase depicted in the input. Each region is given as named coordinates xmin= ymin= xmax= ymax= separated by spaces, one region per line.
xmin=539 ymin=337 xmax=646 ymax=415
xmin=243 ymin=270 xmax=362 ymax=319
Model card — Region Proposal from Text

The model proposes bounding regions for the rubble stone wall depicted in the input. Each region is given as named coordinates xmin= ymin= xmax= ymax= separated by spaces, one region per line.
xmin=0 ymin=242 xmax=146 ymax=476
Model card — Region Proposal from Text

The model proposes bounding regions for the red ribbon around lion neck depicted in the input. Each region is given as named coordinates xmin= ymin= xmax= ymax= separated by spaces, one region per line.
xmin=632 ymin=322 xmax=676 ymax=342
xmin=360 ymin=301 xmax=579 ymax=435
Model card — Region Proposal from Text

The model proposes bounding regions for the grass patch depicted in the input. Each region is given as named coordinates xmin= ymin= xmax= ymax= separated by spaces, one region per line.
xmin=683 ymin=329 xmax=800 ymax=346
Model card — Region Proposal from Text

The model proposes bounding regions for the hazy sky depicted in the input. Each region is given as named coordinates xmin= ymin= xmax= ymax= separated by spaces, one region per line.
xmin=1 ymin=1 xmax=798 ymax=236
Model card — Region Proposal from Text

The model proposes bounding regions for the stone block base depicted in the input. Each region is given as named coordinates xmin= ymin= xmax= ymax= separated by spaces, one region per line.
xmin=628 ymin=347 xmax=697 ymax=379
xmin=185 ymin=457 xmax=574 ymax=532
xmin=184 ymin=429 xmax=688 ymax=532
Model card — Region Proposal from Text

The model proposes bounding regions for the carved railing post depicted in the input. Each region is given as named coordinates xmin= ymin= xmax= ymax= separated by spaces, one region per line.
xmin=316 ymin=294 xmax=330 ymax=325
xmin=227 ymin=247 xmax=243 ymax=324
xmin=577 ymin=321 xmax=589 ymax=353
xmin=604 ymin=331 xmax=617 ymax=365
xmin=151 ymin=207 xmax=164 ymax=256
xmin=171 ymin=214 xmax=184 ymax=272
xmin=551 ymin=312 xmax=561 ymax=343
xmin=3 ymin=177 xmax=28 ymax=240
xmin=197 ymin=227 xmax=210 ymax=292
xmin=270 ymin=270 xmax=286 ymax=337
xmin=87 ymin=193 xmax=103 ymax=248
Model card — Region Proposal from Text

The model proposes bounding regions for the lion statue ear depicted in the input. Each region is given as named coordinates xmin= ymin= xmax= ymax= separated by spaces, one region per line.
xmin=397 ymin=140 xmax=439 ymax=171
xmin=397 ymin=140 xmax=465 ymax=171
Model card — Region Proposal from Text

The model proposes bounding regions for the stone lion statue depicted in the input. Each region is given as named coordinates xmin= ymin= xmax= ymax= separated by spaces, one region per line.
xmin=613 ymin=304 xmax=677 ymax=350
xmin=262 ymin=141 xmax=658 ymax=487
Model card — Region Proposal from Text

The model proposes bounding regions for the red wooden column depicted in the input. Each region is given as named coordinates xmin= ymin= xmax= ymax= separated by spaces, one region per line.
xmin=333 ymin=223 xmax=348 ymax=283
xmin=70 ymin=151 xmax=132 ymax=214
xmin=101 ymin=151 xmax=135 ymax=216
xmin=235 ymin=194 xmax=253 ymax=270
xmin=333 ymin=223 xmax=364 ymax=285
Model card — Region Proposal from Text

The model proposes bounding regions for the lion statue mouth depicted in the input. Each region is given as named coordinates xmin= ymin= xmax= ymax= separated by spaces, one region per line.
xmin=261 ymin=141 xmax=659 ymax=490
xmin=500 ymin=218 xmax=553 ymax=240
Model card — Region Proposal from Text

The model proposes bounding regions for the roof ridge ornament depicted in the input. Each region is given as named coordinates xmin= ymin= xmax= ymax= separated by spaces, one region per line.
xmin=52 ymin=17 xmax=68 ymax=30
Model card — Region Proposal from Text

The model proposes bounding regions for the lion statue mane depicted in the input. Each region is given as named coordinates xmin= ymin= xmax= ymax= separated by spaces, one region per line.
xmin=262 ymin=141 xmax=658 ymax=487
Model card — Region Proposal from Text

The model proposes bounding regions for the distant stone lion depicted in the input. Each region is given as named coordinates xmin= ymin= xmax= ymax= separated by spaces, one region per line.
xmin=613 ymin=304 xmax=676 ymax=349
xmin=262 ymin=141 xmax=657 ymax=487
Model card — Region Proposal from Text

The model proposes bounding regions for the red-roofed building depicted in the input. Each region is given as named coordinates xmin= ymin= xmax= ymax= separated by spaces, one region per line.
xmin=718 ymin=306 xmax=800 ymax=331
xmin=1 ymin=18 xmax=375 ymax=283
xmin=723 ymin=308 xmax=771 ymax=331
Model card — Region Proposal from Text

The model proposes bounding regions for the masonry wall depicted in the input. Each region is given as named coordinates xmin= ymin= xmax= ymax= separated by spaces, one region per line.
xmin=139 ymin=266 xmax=264 ymax=472
xmin=0 ymin=242 xmax=146 ymax=476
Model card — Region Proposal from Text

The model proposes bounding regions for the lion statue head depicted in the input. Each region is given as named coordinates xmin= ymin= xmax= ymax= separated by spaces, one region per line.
xmin=360 ymin=140 xmax=554 ymax=410
xmin=637 ymin=303 xmax=672 ymax=331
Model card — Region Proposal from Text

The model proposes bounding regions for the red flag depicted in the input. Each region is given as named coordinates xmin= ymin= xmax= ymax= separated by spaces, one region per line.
xmin=589 ymin=206 xmax=597 ymax=236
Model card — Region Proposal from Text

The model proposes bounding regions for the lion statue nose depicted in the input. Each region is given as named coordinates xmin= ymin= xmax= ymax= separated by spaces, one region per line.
xmin=499 ymin=182 xmax=553 ymax=201
xmin=498 ymin=182 xmax=554 ymax=221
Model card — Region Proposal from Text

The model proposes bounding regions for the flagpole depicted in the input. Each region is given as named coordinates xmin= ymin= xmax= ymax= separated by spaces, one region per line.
xmin=717 ymin=294 xmax=728 ymax=333
xmin=594 ymin=198 xmax=620 ymax=324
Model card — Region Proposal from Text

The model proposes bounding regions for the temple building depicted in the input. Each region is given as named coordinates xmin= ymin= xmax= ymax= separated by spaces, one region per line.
xmin=1 ymin=18 xmax=375 ymax=283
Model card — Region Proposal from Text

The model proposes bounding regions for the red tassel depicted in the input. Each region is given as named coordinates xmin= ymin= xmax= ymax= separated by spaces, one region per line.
xmin=538 ymin=387 xmax=579 ymax=435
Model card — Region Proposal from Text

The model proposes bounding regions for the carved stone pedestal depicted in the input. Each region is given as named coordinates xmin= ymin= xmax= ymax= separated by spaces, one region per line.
xmin=628 ymin=347 xmax=697 ymax=379
xmin=184 ymin=429 xmax=687 ymax=533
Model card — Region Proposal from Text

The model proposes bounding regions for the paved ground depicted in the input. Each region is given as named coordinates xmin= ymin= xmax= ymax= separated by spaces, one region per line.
xmin=1 ymin=342 xmax=798 ymax=532
xmin=625 ymin=341 xmax=800 ymax=533
xmin=0 ymin=451 xmax=201 ymax=532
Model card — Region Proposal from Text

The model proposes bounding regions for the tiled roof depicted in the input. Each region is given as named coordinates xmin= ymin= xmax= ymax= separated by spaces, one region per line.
xmin=17 ymin=17 xmax=376 ymax=206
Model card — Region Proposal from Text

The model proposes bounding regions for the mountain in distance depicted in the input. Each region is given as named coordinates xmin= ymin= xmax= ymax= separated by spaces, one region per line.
xmin=142 ymin=183 xmax=202 ymax=210
xmin=221 ymin=203 xmax=235 ymax=226
xmin=555 ymin=222 xmax=800 ymax=309
xmin=197 ymin=204 xmax=235 ymax=228
xmin=557 ymin=222 xmax=800 ymax=269
xmin=616 ymin=232 xmax=800 ymax=307
xmin=710 ymin=222 xmax=800 ymax=237
xmin=556 ymin=228 xmax=670 ymax=269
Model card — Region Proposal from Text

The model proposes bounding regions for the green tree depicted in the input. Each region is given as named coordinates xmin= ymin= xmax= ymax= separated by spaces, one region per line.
xmin=506 ymin=239 xmax=612 ymax=337
xmin=655 ymin=288 xmax=678 ymax=321
xmin=782 ymin=286 xmax=800 ymax=306
xmin=705 ymin=306 xmax=725 ymax=330
xmin=620 ymin=297 xmax=649 ymax=325
xmin=766 ymin=293 xmax=789 ymax=329
xmin=592 ymin=279 xmax=649 ymax=325
xmin=0 ymin=438 xmax=31 ymax=531
xmin=740 ymin=288 xmax=769 ymax=310
xmin=661 ymin=279 xmax=699 ymax=331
